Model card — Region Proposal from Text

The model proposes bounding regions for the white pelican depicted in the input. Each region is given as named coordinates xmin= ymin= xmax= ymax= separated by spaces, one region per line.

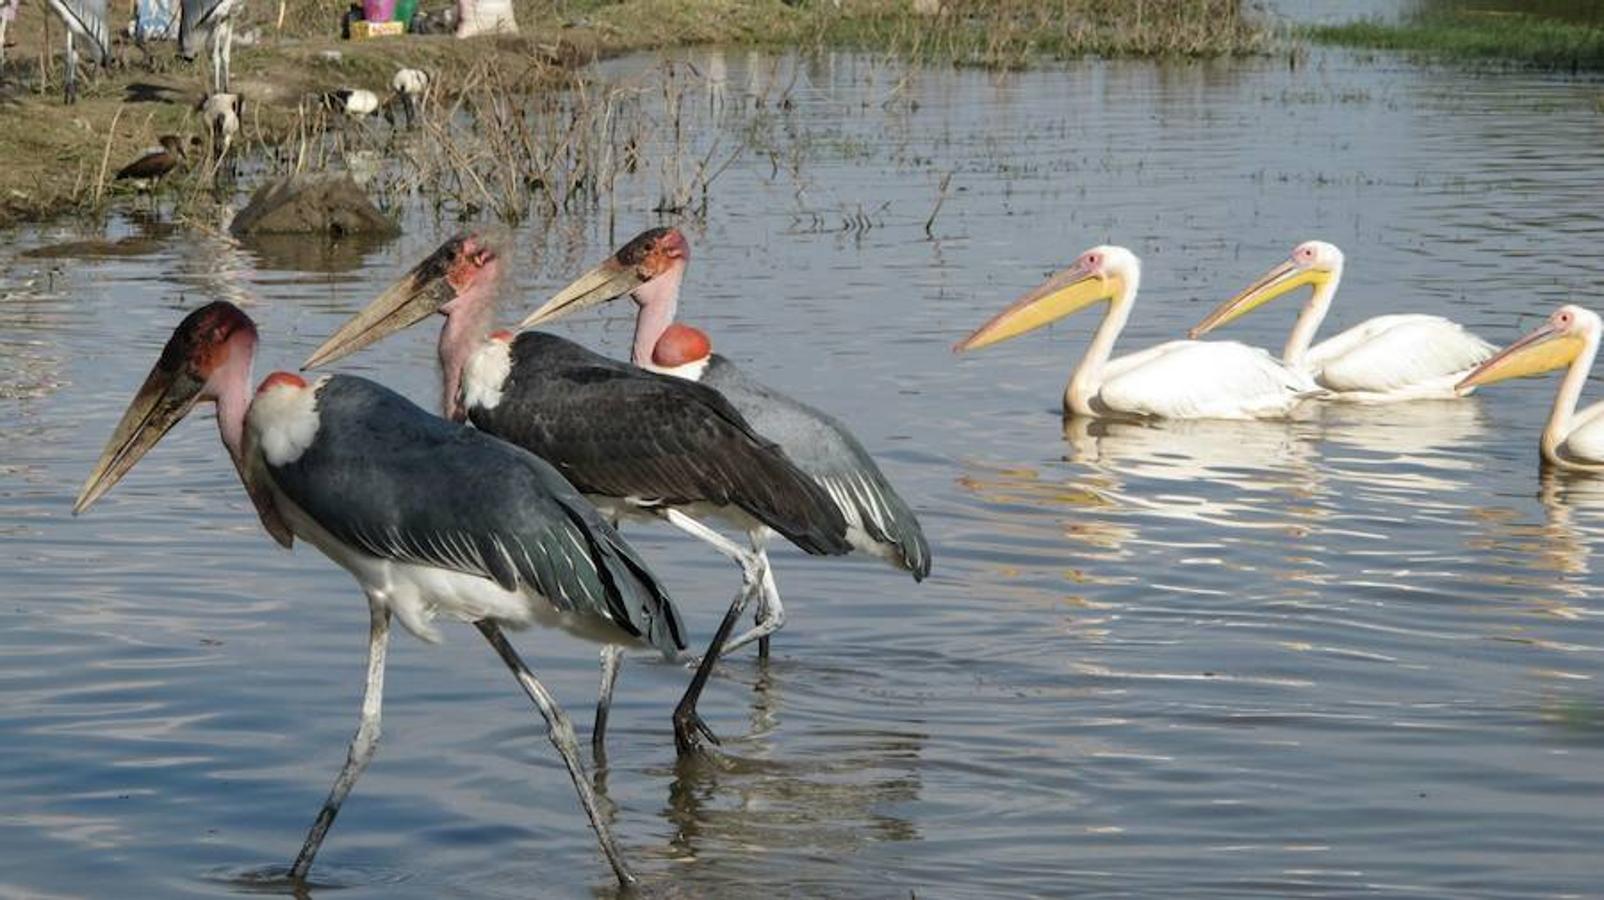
xmin=955 ymin=245 xmax=1319 ymax=420
xmin=1457 ymin=304 xmax=1604 ymax=472
xmin=1192 ymin=240 xmax=1495 ymax=402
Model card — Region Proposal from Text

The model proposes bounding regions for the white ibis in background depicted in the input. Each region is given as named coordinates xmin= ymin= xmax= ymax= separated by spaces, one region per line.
xmin=74 ymin=301 xmax=690 ymax=887
xmin=319 ymin=88 xmax=380 ymax=118
xmin=45 ymin=0 xmax=109 ymax=103
xmin=521 ymin=227 xmax=932 ymax=659
xmin=389 ymin=67 xmax=428 ymax=127
xmin=114 ymin=134 xmax=188 ymax=190
xmin=197 ymin=92 xmax=243 ymax=170
xmin=1192 ymin=240 xmax=1496 ymax=402
xmin=300 ymin=233 xmax=852 ymax=755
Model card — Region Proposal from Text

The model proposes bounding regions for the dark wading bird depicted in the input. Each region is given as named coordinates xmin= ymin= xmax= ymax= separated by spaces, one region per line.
xmin=74 ymin=301 xmax=695 ymax=887
xmin=45 ymin=0 xmax=110 ymax=103
xmin=115 ymin=134 xmax=187 ymax=189
xmin=179 ymin=0 xmax=241 ymax=92
xmin=301 ymin=233 xmax=854 ymax=755
xmin=521 ymin=227 xmax=932 ymax=656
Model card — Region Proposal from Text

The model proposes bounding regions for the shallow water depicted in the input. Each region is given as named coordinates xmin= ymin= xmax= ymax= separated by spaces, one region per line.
xmin=5 ymin=46 xmax=1604 ymax=898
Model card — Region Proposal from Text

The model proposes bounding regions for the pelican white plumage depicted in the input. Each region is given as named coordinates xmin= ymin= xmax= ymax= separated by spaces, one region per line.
xmin=1192 ymin=241 xmax=1496 ymax=402
xmin=955 ymin=245 xmax=1319 ymax=420
xmin=1457 ymin=304 xmax=1604 ymax=472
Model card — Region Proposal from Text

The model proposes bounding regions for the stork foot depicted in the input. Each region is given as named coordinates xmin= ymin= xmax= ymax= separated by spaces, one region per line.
xmin=673 ymin=705 xmax=721 ymax=757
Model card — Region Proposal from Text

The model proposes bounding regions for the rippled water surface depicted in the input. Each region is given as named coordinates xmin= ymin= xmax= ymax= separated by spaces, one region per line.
xmin=5 ymin=45 xmax=1604 ymax=898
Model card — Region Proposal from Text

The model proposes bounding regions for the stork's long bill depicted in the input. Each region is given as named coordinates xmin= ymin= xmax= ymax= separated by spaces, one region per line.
xmin=303 ymin=234 xmax=498 ymax=370
xmin=1189 ymin=252 xmax=1332 ymax=339
xmin=954 ymin=260 xmax=1122 ymax=353
xmin=74 ymin=303 xmax=255 ymax=514
xmin=1456 ymin=315 xmax=1588 ymax=392
xmin=520 ymin=226 xmax=687 ymax=329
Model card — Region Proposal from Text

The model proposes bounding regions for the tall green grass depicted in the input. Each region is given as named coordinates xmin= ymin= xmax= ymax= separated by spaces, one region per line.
xmin=1309 ymin=11 xmax=1604 ymax=70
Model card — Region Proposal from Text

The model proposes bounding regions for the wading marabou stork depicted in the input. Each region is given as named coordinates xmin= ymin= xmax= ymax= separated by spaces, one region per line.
xmin=1457 ymin=305 xmax=1604 ymax=471
xmin=1191 ymin=240 xmax=1496 ymax=402
xmin=521 ymin=227 xmax=932 ymax=657
xmin=178 ymin=0 xmax=241 ymax=92
xmin=45 ymin=0 xmax=109 ymax=103
xmin=301 ymin=234 xmax=853 ymax=754
xmin=955 ymin=244 xmax=1320 ymax=419
xmin=74 ymin=301 xmax=686 ymax=886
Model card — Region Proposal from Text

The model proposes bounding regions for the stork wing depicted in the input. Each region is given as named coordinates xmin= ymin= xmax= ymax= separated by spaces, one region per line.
xmin=46 ymin=0 xmax=109 ymax=60
xmin=264 ymin=375 xmax=684 ymax=656
xmin=470 ymin=332 xmax=851 ymax=556
xmin=703 ymin=356 xmax=930 ymax=580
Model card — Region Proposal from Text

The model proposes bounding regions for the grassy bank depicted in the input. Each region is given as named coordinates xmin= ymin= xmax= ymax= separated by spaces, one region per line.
xmin=0 ymin=0 xmax=1275 ymax=228
xmin=1308 ymin=10 xmax=1604 ymax=70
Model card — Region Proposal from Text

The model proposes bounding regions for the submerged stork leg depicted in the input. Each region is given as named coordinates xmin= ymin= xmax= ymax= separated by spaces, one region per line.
xmin=659 ymin=509 xmax=766 ymax=754
xmin=289 ymin=603 xmax=391 ymax=881
xmin=591 ymin=644 xmax=624 ymax=763
xmin=476 ymin=621 xmax=635 ymax=887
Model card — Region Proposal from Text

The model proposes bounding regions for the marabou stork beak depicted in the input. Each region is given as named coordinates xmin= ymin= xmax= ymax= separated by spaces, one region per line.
xmin=520 ymin=257 xmax=644 ymax=329
xmin=1456 ymin=320 xmax=1584 ymax=394
xmin=303 ymin=240 xmax=463 ymax=370
xmin=954 ymin=264 xmax=1121 ymax=353
xmin=75 ymin=356 xmax=206 ymax=514
xmin=1190 ymin=257 xmax=1328 ymax=340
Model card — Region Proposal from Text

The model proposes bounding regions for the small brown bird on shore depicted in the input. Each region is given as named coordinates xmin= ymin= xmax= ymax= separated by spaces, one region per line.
xmin=115 ymin=135 xmax=188 ymax=189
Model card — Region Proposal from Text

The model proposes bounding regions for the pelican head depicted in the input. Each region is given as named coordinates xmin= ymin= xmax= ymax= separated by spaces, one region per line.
xmin=520 ymin=227 xmax=689 ymax=329
xmin=303 ymin=231 xmax=504 ymax=370
xmin=1456 ymin=305 xmax=1600 ymax=393
xmin=1191 ymin=240 xmax=1344 ymax=339
xmin=76 ymin=302 xmax=258 ymax=514
xmin=954 ymin=245 xmax=1139 ymax=353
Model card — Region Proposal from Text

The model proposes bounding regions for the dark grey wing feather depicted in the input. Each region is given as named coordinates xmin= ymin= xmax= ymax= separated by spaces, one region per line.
xmin=703 ymin=356 xmax=931 ymax=580
xmin=46 ymin=0 xmax=109 ymax=60
xmin=469 ymin=332 xmax=851 ymax=556
xmin=266 ymin=375 xmax=685 ymax=656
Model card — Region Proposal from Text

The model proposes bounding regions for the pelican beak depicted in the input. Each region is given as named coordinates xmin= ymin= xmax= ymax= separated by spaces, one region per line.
xmin=1456 ymin=321 xmax=1585 ymax=394
xmin=74 ymin=358 xmax=205 ymax=515
xmin=303 ymin=239 xmax=463 ymax=370
xmin=954 ymin=265 xmax=1120 ymax=353
xmin=1190 ymin=258 xmax=1328 ymax=339
xmin=520 ymin=257 xmax=643 ymax=329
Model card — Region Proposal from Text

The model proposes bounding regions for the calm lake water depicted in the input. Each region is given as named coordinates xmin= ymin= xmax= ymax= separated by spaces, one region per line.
xmin=5 ymin=43 xmax=1604 ymax=899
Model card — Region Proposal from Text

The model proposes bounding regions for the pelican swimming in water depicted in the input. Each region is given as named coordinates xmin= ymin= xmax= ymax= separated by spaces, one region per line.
xmin=1457 ymin=304 xmax=1604 ymax=472
xmin=1192 ymin=240 xmax=1495 ymax=402
xmin=955 ymin=245 xmax=1319 ymax=420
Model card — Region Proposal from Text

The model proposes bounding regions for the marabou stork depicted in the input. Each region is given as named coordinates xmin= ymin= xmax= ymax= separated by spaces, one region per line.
xmin=74 ymin=301 xmax=690 ymax=887
xmin=522 ymin=227 xmax=932 ymax=657
xmin=179 ymin=0 xmax=241 ymax=92
xmin=301 ymin=233 xmax=853 ymax=755
xmin=45 ymin=0 xmax=109 ymax=104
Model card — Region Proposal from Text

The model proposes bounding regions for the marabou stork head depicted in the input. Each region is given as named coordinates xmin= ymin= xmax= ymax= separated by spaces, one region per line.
xmin=75 ymin=302 xmax=258 ymax=513
xmin=519 ymin=226 xmax=689 ymax=329
xmin=303 ymin=231 xmax=504 ymax=370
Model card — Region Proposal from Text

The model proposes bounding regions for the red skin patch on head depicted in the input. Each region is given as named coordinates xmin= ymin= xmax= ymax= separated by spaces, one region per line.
xmin=257 ymin=371 xmax=308 ymax=394
xmin=653 ymin=323 xmax=711 ymax=367
xmin=489 ymin=329 xmax=515 ymax=343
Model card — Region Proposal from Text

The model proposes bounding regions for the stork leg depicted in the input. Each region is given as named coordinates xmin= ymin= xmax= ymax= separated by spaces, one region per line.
xmin=289 ymin=603 xmax=390 ymax=881
xmin=476 ymin=621 xmax=635 ymax=888
xmin=63 ymin=32 xmax=76 ymax=104
xmin=659 ymin=509 xmax=765 ymax=755
xmin=591 ymin=644 xmax=624 ymax=764
xmin=720 ymin=532 xmax=786 ymax=659
xmin=220 ymin=19 xmax=233 ymax=92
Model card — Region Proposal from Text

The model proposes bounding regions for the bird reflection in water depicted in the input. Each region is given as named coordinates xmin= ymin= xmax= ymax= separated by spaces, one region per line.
xmin=1318 ymin=399 xmax=1489 ymax=506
